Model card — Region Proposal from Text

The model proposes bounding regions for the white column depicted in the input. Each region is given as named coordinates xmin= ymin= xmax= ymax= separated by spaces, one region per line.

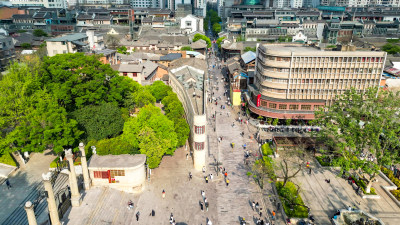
xmin=42 ymin=173 xmax=61 ymax=225
xmin=79 ymin=143 xmax=91 ymax=190
xmin=24 ymin=201 xmax=38 ymax=225
xmin=65 ymin=149 xmax=82 ymax=207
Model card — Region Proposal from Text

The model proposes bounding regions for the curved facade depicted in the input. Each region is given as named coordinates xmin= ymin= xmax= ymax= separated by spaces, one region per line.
xmin=169 ymin=65 xmax=207 ymax=171
xmin=249 ymin=44 xmax=386 ymax=120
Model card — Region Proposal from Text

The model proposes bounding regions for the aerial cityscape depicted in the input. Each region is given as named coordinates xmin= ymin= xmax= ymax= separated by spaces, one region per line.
xmin=1 ymin=0 xmax=400 ymax=224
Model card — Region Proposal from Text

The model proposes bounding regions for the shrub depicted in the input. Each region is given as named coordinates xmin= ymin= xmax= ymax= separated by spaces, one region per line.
xmin=316 ymin=156 xmax=331 ymax=167
xmin=262 ymin=143 xmax=274 ymax=156
xmin=391 ymin=190 xmax=400 ymax=201
xmin=381 ymin=166 xmax=400 ymax=188
xmin=276 ymin=181 xmax=308 ymax=218
xmin=351 ymin=176 xmax=377 ymax=195
xmin=0 ymin=153 xmax=17 ymax=167
xmin=246 ymin=171 xmax=252 ymax=176
xmin=264 ymin=156 xmax=276 ymax=181
xmin=50 ymin=157 xmax=60 ymax=168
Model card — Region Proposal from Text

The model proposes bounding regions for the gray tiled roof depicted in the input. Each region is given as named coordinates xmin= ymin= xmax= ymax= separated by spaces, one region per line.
xmin=241 ymin=51 xmax=256 ymax=64
xmin=47 ymin=33 xmax=87 ymax=42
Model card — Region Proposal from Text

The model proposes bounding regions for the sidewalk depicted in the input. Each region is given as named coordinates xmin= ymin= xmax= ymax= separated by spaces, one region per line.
xmin=207 ymin=53 xmax=286 ymax=225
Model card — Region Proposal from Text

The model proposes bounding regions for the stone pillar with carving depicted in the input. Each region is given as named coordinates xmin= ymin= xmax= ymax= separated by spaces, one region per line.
xmin=79 ymin=143 xmax=91 ymax=190
xmin=24 ymin=201 xmax=38 ymax=225
xmin=42 ymin=172 xmax=60 ymax=225
xmin=65 ymin=149 xmax=82 ymax=207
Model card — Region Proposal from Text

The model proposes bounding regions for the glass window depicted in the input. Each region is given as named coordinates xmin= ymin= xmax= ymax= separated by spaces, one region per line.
xmin=195 ymin=125 xmax=205 ymax=134
xmin=279 ymin=104 xmax=287 ymax=110
xmin=269 ymin=103 xmax=277 ymax=109
xmin=301 ymin=105 xmax=311 ymax=110
xmin=289 ymin=104 xmax=299 ymax=110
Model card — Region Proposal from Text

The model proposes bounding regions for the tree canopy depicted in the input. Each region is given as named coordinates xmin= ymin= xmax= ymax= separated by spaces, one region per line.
xmin=70 ymin=103 xmax=124 ymax=141
xmin=193 ymin=34 xmax=211 ymax=48
xmin=382 ymin=43 xmax=400 ymax=55
xmin=33 ymin=29 xmax=48 ymax=37
xmin=216 ymin=37 xmax=226 ymax=49
xmin=312 ymin=88 xmax=400 ymax=192
xmin=40 ymin=53 xmax=140 ymax=112
xmin=0 ymin=62 xmax=82 ymax=154
xmin=212 ymin=23 xmax=222 ymax=34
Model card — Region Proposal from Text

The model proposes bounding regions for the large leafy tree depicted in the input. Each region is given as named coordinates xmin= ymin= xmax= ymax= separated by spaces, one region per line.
xmin=312 ymin=88 xmax=400 ymax=193
xmin=0 ymin=63 xmax=82 ymax=155
xmin=138 ymin=126 xmax=165 ymax=169
xmin=162 ymin=91 xmax=190 ymax=147
xmin=123 ymin=104 xmax=178 ymax=156
xmin=212 ymin=23 xmax=221 ymax=34
xmin=148 ymin=81 xmax=172 ymax=101
xmin=70 ymin=103 xmax=124 ymax=141
xmin=40 ymin=53 xmax=140 ymax=112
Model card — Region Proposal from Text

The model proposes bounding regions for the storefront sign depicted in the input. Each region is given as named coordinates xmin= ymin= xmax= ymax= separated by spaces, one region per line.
xmin=256 ymin=94 xmax=261 ymax=107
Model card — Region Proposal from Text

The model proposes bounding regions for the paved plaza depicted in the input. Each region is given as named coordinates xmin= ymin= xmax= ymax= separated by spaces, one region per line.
xmin=292 ymin=164 xmax=400 ymax=225
xmin=0 ymin=150 xmax=56 ymax=224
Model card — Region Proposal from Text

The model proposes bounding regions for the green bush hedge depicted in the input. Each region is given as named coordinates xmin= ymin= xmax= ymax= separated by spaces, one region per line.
xmin=262 ymin=143 xmax=274 ymax=156
xmin=0 ymin=153 xmax=17 ymax=167
xmin=391 ymin=190 xmax=400 ymax=201
xmin=315 ymin=156 xmax=331 ymax=167
xmin=381 ymin=166 xmax=400 ymax=188
xmin=276 ymin=181 xmax=308 ymax=218
xmin=263 ymin=156 xmax=276 ymax=181
xmin=381 ymin=166 xmax=400 ymax=201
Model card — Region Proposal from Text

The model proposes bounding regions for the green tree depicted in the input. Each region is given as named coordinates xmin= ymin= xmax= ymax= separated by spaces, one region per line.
xmin=181 ymin=46 xmax=192 ymax=51
xmin=134 ymin=87 xmax=156 ymax=108
xmin=87 ymin=136 xmax=138 ymax=156
xmin=272 ymin=118 xmax=279 ymax=126
xmin=117 ymin=46 xmax=129 ymax=55
xmin=193 ymin=34 xmax=211 ymax=48
xmin=382 ymin=43 xmax=400 ymax=54
xmin=21 ymin=43 xmax=32 ymax=49
xmin=148 ymin=81 xmax=172 ymax=101
xmin=70 ymin=103 xmax=124 ymax=141
xmin=40 ymin=53 xmax=140 ymax=111
xmin=212 ymin=23 xmax=221 ymax=34
xmin=312 ymin=88 xmax=400 ymax=193
xmin=122 ymin=105 xmax=178 ymax=155
xmin=285 ymin=119 xmax=292 ymax=126
xmin=0 ymin=62 xmax=82 ymax=155
xmin=216 ymin=37 xmax=226 ymax=49
xmin=138 ymin=126 xmax=165 ymax=168
xmin=33 ymin=29 xmax=48 ymax=37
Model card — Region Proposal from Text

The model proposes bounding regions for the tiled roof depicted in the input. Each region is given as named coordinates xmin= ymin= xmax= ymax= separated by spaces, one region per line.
xmin=160 ymin=53 xmax=182 ymax=61
xmin=47 ymin=33 xmax=87 ymax=42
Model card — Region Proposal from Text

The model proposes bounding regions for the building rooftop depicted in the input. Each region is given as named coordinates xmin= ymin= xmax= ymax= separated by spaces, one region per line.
xmin=160 ymin=53 xmax=182 ymax=61
xmin=170 ymin=65 xmax=205 ymax=115
xmin=47 ymin=33 xmax=87 ymax=42
xmin=241 ymin=51 xmax=256 ymax=64
xmin=88 ymin=154 xmax=146 ymax=168
xmin=259 ymin=44 xmax=386 ymax=57
xmin=191 ymin=39 xmax=207 ymax=49
xmin=95 ymin=49 xmax=116 ymax=56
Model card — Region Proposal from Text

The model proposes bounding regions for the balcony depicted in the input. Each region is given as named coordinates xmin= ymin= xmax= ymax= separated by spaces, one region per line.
xmin=261 ymin=90 xmax=287 ymax=99
xmin=261 ymin=69 xmax=290 ymax=79
xmin=261 ymin=81 xmax=288 ymax=89
xmin=263 ymin=59 xmax=291 ymax=68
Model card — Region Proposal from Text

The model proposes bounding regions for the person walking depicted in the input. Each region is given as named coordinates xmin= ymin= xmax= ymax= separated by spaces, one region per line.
xmin=136 ymin=211 xmax=140 ymax=221
xmin=202 ymin=166 xmax=206 ymax=174
xmin=255 ymin=202 xmax=260 ymax=211
xmin=205 ymin=176 xmax=209 ymax=183
xmin=205 ymin=201 xmax=209 ymax=211
xmin=189 ymin=172 xmax=192 ymax=181
xmin=272 ymin=210 xmax=276 ymax=220
xmin=226 ymin=178 xmax=230 ymax=186
xmin=252 ymin=201 xmax=256 ymax=210
xmin=5 ymin=179 xmax=12 ymax=189
xmin=224 ymin=172 xmax=228 ymax=178
xmin=162 ymin=189 xmax=166 ymax=199
xmin=201 ymin=190 xmax=205 ymax=199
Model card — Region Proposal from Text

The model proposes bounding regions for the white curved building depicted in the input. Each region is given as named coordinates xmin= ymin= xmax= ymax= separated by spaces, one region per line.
xmin=168 ymin=62 xmax=207 ymax=170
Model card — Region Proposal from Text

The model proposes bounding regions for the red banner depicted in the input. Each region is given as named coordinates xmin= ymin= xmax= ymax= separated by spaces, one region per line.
xmin=256 ymin=94 xmax=261 ymax=107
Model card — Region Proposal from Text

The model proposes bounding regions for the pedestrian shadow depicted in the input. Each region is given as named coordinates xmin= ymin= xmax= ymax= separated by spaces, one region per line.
xmin=176 ymin=223 xmax=188 ymax=225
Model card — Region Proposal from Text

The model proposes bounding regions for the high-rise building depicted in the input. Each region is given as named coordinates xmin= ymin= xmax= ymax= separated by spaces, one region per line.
xmin=246 ymin=44 xmax=386 ymax=120
xmin=10 ymin=0 xmax=66 ymax=8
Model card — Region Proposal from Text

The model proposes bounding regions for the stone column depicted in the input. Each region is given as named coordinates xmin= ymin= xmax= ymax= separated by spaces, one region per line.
xmin=79 ymin=143 xmax=91 ymax=190
xmin=65 ymin=149 xmax=82 ymax=207
xmin=24 ymin=201 xmax=37 ymax=225
xmin=42 ymin=172 xmax=60 ymax=225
